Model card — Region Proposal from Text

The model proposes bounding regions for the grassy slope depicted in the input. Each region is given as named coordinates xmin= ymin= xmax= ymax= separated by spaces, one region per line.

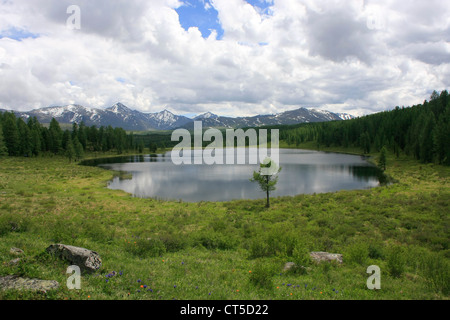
xmin=0 ymin=147 xmax=448 ymax=300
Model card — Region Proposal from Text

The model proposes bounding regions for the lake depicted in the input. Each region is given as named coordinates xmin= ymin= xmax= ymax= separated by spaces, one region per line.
xmin=81 ymin=149 xmax=385 ymax=202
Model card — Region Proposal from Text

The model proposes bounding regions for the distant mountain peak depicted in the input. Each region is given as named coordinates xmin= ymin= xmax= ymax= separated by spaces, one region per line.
xmin=161 ymin=109 xmax=175 ymax=115
xmin=108 ymin=102 xmax=132 ymax=113
xmin=195 ymin=112 xmax=218 ymax=120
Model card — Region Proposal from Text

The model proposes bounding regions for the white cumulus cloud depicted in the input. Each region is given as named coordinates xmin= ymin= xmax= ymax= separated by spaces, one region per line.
xmin=0 ymin=0 xmax=448 ymax=117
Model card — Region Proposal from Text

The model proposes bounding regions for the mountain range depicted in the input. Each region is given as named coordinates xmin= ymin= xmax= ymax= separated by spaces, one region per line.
xmin=1 ymin=103 xmax=354 ymax=131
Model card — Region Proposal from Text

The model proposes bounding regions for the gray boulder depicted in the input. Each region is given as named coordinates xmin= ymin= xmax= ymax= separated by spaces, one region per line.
xmin=0 ymin=276 xmax=59 ymax=292
xmin=46 ymin=244 xmax=102 ymax=274
xmin=310 ymin=252 xmax=343 ymax=264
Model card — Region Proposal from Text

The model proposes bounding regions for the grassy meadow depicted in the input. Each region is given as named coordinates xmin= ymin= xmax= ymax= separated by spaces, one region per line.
xmin=0 ymin=147 xmax=448 ymax=300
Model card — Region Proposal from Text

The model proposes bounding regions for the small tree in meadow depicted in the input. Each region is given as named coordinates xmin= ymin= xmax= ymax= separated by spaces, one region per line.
xmin=378 ymin=146 xmax=387 ymax=171
xmin=66 ymin=138 xmax=75 ymax=162
xmin=250 ymin=158 xmax=282 ymax=208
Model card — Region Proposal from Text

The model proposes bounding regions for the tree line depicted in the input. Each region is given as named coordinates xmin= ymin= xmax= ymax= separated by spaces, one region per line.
xmin=279 ymin=90 xmax=450 ymax=165
xmin=1 ymin=90 xmax=448 ymax=165
xmin=0 ymin=113 xmax=136 ymax=161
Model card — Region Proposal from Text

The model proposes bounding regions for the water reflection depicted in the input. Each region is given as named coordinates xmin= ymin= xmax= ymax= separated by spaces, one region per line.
xmin=81 ymin=149 xmax=384 ymax=202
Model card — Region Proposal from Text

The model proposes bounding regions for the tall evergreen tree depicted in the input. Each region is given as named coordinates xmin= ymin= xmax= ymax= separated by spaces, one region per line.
xmin=2 ymin=112 xmax=20 ymax=156
xmin=419 ymin=112 xmax=436 ymax=163
xmin=360 ymin=131 xmax=371 ymax=154
xmin=78 ymin=121 xmax=87 ymax=150
xmin=17 ymin=118 xmax=32 ymax=157
xmin=62 ymin=130 xmax=71 ymax=151
xmin=433 ymin=103 xmax=450 ymax=165
xmin=66 ymin=138 xmax=75 ymax=162
xmin=378 ymin=146 xmax=387 ymax=171
xmin=28 ymin=117 xmax=42 ymax=156
xmin=49 ymin=118 xmax=63 ymax=154
xmin=0 ymin=123 xmax=8 ymax=156
xmin=74 ymin=137 xmax=84 ymax=161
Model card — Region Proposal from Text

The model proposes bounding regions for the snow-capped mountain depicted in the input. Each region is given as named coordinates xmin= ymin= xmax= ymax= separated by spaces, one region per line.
xmin=8 ymin=103 xmax=191 ymax=131
xmin=3 ymin=103 xmax=354 ymax=131
xmin=185 ymin=107 xmax=354 ymax=129
xmin=336 ymin=113 xmax=355 ymax=120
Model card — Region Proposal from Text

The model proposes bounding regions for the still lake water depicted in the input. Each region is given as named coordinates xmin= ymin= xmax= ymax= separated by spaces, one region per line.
xmin=81 ymin=149 xmax=384 ymax=202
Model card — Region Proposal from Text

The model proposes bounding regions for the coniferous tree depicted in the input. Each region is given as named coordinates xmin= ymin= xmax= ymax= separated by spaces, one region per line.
xmin=49 ymin=118 xmax=63 ymax=154
xmin=78 ymin=121 xmax=87 ymax=150
xmin=72 ymin=123 xmax=78 ymax=141
xmin=66 ymin=138 xmax=75 ymax=162
xmin=138 ymin=141 xmax=145 ymax=153
xmin=250 ymin=159 xmax=282 ymax=208
xmin=30 ymin=127 xmax=41 ymax=156
xmin=419 ymin=112 xmax=436 ymax=163
xmin=17 ymin=118 xmax=32 ymax=157
xmin=360 ymin=131 xmax=371 ymax=154
xmin=40 ymin=127 xmax=51 ymax=153
xmin=378 ymin=146 xmax=387 ymax=171
xmin=2 ymin=112 xmax=20 ymax=156
xmin=62 ymin=130 xmax=71 ymax=152
xmin=0 ymin=123 xmax=8 ymax=156
xmin=149 ymin=142 xmax=158 ymax=153
xmin=28 ymin=117 xmax=42 ymax=156
xmin=433 ymin=102 xmax=450 ymax=165
xmin=74 ymin=137 xmax=84 ymax=161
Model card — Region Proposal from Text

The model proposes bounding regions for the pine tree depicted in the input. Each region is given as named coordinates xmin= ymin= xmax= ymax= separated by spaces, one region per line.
xmin=74 ymin=137 xmax=84 ymax=161
xmin=250 ymin=159 xmax=282 ymax=208
xmin=360 ymin=131 xmax=371 ymax=154
xmin=433 ymin=103 xmax=450 ymax=165
xmin=419 ymin=112 xmax=436 ymax=163
xmin=2 ymin=112 xmax=20 ymax=156
xmin=378 ymin=146 xmax=387 ymax=171
xmin=62 ymin=130 xmax=71 ymax=152
xmin=149 ymin=142 xmax=158 ymax=153
xmin=0 ymin=123 xmax=8 ymax=156
xmin=138 ymin=141 xmax=145 ymax=153
xmin=49 ymin=118 xmax=63 ymax=155
xmin=78 ymin=122 xmax=88 ymax=150
xmin=66 ymin=138 xmax=75 ymax=162
xmin=28 ymin=117 xmax=42 ymax=156
xmin=17 ymin=118 xmax=32 ymax=157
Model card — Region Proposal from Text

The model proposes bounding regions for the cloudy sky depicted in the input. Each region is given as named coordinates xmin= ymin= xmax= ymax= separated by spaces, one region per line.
xmin=0 ymin=0 xmax=449 ymax=117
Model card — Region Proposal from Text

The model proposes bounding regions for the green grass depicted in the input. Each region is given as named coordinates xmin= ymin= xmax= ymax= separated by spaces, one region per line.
xmin=0 ymin=147 xmax=448 ymax=300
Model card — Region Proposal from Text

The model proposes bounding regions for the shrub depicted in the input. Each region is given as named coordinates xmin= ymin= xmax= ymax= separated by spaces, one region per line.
xmin=125 ymin=238 xmax=166 ymax=258
xmin=345 ymin=242 xmax=369 ymax=265
xmin=289 ymin=245 xmax=311 ymax=275
xmin=386 ymin=245 xmax=406 ymax=278
xmin=249 ymin=240 xmax=270 ymax=259
xmin=249 ymin=262 xmax=276 ymax=290
xmin=0 ymin=213 xmax=30 ymax=236
xmin=159 ymin=232 xmax=189 ymax=252
xmin=248 ymin=230 xmax=299 ymax=259
xmin=419 ymin=252 xmax=450 ymax=295
xmin=195 ymin=231 xmax=238 ymax=250
xmin=368 ymin=243 xmax=385 ymax=260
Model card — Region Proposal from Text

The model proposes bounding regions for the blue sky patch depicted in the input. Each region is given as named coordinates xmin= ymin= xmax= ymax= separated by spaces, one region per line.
xmin=176 ymin=0 xmax=273 ymax=39
xmin=244 ymin=0 xmax=273 ymax=14
xmin=0 ymin=27 xmax=39 ymax=41
xmin=176 ymin=1 xmax=224 ymax=39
